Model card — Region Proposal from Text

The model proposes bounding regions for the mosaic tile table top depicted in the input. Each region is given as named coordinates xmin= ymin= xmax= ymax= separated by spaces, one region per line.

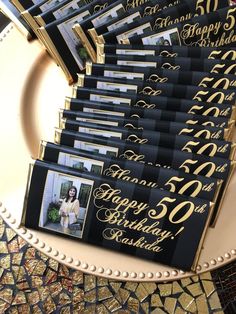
xmin=0 ymin=216 xmax=235 ymax=313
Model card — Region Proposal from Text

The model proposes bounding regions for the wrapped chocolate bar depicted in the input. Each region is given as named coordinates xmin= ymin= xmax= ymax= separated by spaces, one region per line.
xmin=97 ymin=44 xmax=236 ymax=60
xmin=124 ymin=5 xmax=236 ymax=46
xmin=59 ymin=109 xmax=234 ymax=139
xmin=95 ymin=0 xmax=230 ymax=45
xmin=22 ymin=159 xmax=215 ymax=270
xmin=37 ymin=0 xmax=114 ymax=83
xmin=86 ymin=63 xmax=236 ymax=91
xmin=54 ymin=128 xmax=234 ymax=183
xmin=21 ymin=0 xmax=70 ymax=33
xmin=97 ymin=54 xmax=236 ymax=75
xmin=66 ymin=97 xmax=235 ymax=124
xmin=10 ymin=0 xmax=41 ymax=12
xmin=59 ymin=118 xmax=236 ymax=159
xmin=41 ymin=141 xmax=222 ymax=202
xmin=34 ymin=0 xmax=91 ymax=26
xmin=89 ymin=0 xmax=181 ymax=45
xmin=72 ymin=0 xmax=159 ymax=63
xmin=55 ymin=129 xmax=236 ymax=225
xmin=71 ymin=87 xmax=235 ymax=132
xmin=77 ymin=74 xmax=236 ymax=105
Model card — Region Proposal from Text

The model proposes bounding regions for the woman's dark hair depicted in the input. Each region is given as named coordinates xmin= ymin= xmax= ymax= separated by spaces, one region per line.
xmin=65 ymin=186 xmax=78 ymax=202
xmin=163 ymin=39 xmax=170 ymax=46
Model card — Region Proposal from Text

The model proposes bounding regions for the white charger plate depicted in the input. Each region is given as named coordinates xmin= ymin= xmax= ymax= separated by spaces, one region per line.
xmin=0 ymin=24 xmax=235 ymax=282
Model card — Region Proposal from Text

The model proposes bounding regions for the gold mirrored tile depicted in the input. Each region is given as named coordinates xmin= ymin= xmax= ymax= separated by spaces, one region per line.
xmin=174 ymin=307 xmax=187 ymax=314
xmin=135 ymin=283 xmax=150 ymax=302
xmin=49 ymin=282 xmax=63 ymax=298
xmin=0 ymin=288 xmax=13 ymax=304
xmin=0 ymin=300 xmax=10 ymax=313
xmin=8 ymin=306 xmax=18 ymax=314
xmin=141 ymin=302 xmax=149 ymax=314
xmin=103 ymin=297 xmax=121 ymax=312
xmin=12 ymin=253 xmax=23 ymax=265
xmin=151 ymin=308 xmax=167 ymax=314
xmin=97 ymin=277 xmax=108 ymax=286
xmin=59 ymin=292 xmax=71 ymax=305
xmin=45 ymin=269 xmax=57 ymax=285
xmin=109 ymin=282 xmax=122 ymax=293
xmin=84 ymin=275 xmax=96 ymax=292
xmin=33 ymin=260 xmax=47 ymax=276
xmin=12 ymin=291 xmax=26 ymax=305
xmin=0 ymin=271 xmax=14 ymax=284
xmin=16 ymin=281 xmax=30 ymax=290
xmin=6 ymin=228 xmax=16 ymax=242
xmin=115 ymin=288 xmax=130 ymax=305
xmin=158 ymin=284 xmax=172 ymax=296
xmin=72 ymin=271 xmax=83 ymax=285
xmin=72 ymin=287 xmax=84 ymax=304
xmin=17 ymin=237 xmax=27 ymax=250
xmin=83 ymin=304 xmax=96 ymax=313
xmin=191 ymin=275 xmax=200 ymax=282
xmin=97 ymin=286 xmax=113 ymax=301
xmin=0 ymin=255 xmax=10 ymax=270
xmin=0 ymin=268 xmax=4 ymax=280
xmin=97 ymin=303 xmax=110 ymax=314
xmin=209 ymin=292 xmax=222 ymax=310
xmin=127 ymin=296 xmax=139 ymax=313
xmin=26 ymin=291 xmax=40 ymax=305
xmin=151 ymin=294 xmax=163 ymax=308
xmin=0 ymin=241 xmax=8 ymax=254
xmin=172 ymin=282 xmax=184 ymax=294
xmin=142 ymin=283 xmax=157 ymax=294
xmin=84 ymin=289 xmax=96 ymax=303
xmin=0 ymin=225 xmax=5 ymax=239
xmin=178 ymin=292 xmax=196 ymax=313
xmin=12 ymin=265 xmax=26 ymax=282
xmin=25 ymin=260 xmax=38 ymax=275
xmin=8 ymin=238 xmax=19 ymax=253
xmin=48 ymin=259 xmax=59 ymax=272
xmin=73 ymin=302 xmax=85 ymax=312
xmin=164 ymin=297 xmax=177 ymax=314
xmin=43 ymin=296 xmax=56 ymax=313
xmin=18 ymin=304 xmax=31 ymax=313
xmin=60 ymin=306 xmax=71 ymax=314
xmin=196 ymin=294 xmax=209 ymax=314
xmin=32 ymin=305 xmax=43 ymax=314
xmin=187 ymin=282 xmax=203 ymax=297
xmin=38 ymin=287 xmax=50 ymax=302
xmin=37 ymin=252 xmax=48 ymax=262
xmin=202 ymin=280 xmax=215 ymax=297
xmin=124 ymin=282 xmax=138 ymax=292
xmin=31 ymin=276 xmax=43 ymax=288
xmin=25 ymin=248 xmax=36 ymax=259
xmin=180 ymin=278 xmax=192 ymax=287
xmin=59 ymin=265 xmax=70 ymax=278
xmin=200 ymin=272 xmax=212 ymax=280
xmin=62 ymin=278 xmax=73 ymax=293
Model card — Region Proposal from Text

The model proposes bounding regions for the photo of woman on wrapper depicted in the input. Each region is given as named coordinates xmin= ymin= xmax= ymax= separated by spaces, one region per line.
xmin=59 ymin=186 xmax=80 ymax=232
xmin=38 ymin=171 xmax=94 ymax=239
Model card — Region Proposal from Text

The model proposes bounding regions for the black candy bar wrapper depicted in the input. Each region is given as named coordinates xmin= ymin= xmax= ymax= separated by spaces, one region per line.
xmin=96 ymin=0 xmax=230 ymax=44
xmin=66 ymin=97 xmax=235 ymax=124
xmin=40 ymin=141 xmax=221 ymax=202
xmin=22 ymin=0 xmax=91 ymax=33
xmin=98 ymin=54 xmax=236 ymax=75
xmin=37 ymin=0 xmax=115 ymax=83
xmin=86 ymin=63 xmax=236 ymax=92
xmin=22 ymin=159 xmax=215 ymax=270
xmin=98 ymin=44 xmax=236 ymax=60
xmin=72 ymin=0 xmax=165 ymax=63
xmin=71 ymin=87 xmax=234 ymax=134
xmin=55 ymin=128 xmax=234 ymax=182
xmin=89 ymin=0 xmax=181 ymax=43
xmin=59 ymin=117 xmax=236 ymax=160
xmin=125 ymin=5 xmax=236 ymax=46
xmin=77 ymin=74 xmax=236 ymax=105
xmin=10 ymin=0 xmax=39 ymax=12
xmin=60 ymin=108 xmax=230 ymax=140
xmin=35 ymin=0 xmax=91 ymax=26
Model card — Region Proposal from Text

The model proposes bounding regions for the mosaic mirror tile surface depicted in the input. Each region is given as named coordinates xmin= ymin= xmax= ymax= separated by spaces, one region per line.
xmin=0 ymin=217 xmax=235 ymax=313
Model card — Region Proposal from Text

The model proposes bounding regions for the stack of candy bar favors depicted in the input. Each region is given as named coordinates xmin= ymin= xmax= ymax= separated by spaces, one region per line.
xmin=11 ymin=0 xmax=236 ymax=271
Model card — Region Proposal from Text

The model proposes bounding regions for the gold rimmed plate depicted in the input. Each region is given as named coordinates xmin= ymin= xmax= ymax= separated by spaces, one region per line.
xmin=0 ymin=24 xmax=235 ymax=282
